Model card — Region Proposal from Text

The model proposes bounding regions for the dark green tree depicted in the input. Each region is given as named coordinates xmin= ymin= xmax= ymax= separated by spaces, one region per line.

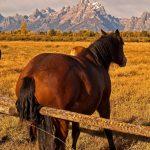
xmin=20 ymin=22 xmax=28 ymax=35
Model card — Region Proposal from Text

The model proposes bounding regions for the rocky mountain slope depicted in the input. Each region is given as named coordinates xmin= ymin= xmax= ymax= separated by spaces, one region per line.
xmin=120 ymin=12 xmax=150 ymax=31
xmin=0 ymin=0 xmax=149 ymax=31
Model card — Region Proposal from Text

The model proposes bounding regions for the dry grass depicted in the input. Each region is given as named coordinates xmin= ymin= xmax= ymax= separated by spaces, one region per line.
xmin=0 ymin=41 xmax=150 ymax=150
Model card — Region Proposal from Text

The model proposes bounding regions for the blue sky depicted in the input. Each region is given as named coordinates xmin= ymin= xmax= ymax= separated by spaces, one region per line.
xmin=0 ymin=0 xmax=149 ymax=18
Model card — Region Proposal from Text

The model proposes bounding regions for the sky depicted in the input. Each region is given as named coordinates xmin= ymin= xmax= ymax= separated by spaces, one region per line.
xmin=0 ymin=0 xmax=149 ymax=18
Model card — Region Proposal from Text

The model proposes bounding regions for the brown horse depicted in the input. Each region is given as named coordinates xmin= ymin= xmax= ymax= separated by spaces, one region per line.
xmin=16 ymin=29 xmax=127 ymax=150
xmin=70 ymin=46 xmax=86 ymax=56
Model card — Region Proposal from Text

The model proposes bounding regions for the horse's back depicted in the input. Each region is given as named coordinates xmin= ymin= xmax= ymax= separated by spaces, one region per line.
xmin=18 ymin=53 xmax=77 ymax=77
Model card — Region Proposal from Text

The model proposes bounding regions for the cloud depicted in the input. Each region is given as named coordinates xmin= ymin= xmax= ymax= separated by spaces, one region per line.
xmin=0 ymin=0 xmax=149 ymax=18
xmin=0 ymin=0 xmax=74 ymax=16
xmin=100 ymin=0 xmax=150 ymax=17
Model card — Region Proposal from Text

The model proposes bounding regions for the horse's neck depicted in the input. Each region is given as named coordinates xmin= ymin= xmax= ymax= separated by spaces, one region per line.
xmin=77 ymin=49 xmax=101 ymax=67
xmin=79 ymin=42 xmax=111 ymax=70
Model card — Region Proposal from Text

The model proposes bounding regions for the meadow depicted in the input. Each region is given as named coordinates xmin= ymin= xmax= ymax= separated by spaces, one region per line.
xmin=0 ymin=41 xmax=150 ymax=150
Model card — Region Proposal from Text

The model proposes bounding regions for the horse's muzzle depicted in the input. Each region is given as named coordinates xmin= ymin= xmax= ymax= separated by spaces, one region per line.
xmin=119 ymin=57 xmax=127 ymax=67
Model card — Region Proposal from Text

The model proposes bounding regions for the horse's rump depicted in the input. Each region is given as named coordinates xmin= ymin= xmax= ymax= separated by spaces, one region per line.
xmin=17 ymin=53 xmax=103 ymax=118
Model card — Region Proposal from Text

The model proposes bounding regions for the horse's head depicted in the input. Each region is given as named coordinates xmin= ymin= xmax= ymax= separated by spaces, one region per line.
xmin=101 ymin=29 xmax=127 ymax=67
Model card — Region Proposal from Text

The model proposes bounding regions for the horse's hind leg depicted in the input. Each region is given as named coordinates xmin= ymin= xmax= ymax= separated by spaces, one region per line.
xmin=54 ymin=119 xmax=69 ymax=150
xmin=97 ymin=94 xmax=116 ymax=150
xmin=72 ymin=122 xmax=80 ymax=149
xmin=28 ymin=124 xmax=37 ymax=143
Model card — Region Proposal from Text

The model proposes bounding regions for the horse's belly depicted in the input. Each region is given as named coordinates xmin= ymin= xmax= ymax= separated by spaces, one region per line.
xmin=69 ymin=95 xmax=101 ymax=115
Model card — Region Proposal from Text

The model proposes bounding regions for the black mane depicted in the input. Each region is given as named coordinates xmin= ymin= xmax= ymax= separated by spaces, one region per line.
xmin=79 ymin=35 xmax=114 ymax=69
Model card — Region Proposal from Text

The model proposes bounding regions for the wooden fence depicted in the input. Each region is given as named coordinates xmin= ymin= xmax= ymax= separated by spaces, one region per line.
xmin=0 ymin=95 xmax=150 ymax=138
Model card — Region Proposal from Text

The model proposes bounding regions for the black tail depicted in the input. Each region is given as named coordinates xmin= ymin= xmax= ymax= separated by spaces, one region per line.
xmin=16 ymin=77 xmax=56 ymax=148
xmin=38 ymin=116 xmax=55 ymax=150
xmin=16 ymin=77 xmax=41 ymax=122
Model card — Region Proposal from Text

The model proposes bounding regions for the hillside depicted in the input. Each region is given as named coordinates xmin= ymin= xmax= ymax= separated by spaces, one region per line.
xmin=0 ymin=0 xmax=149 ymax=31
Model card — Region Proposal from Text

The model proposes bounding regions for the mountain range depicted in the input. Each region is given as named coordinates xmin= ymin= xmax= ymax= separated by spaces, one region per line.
xmin=0 ymin=0 xmax=149 ymax=32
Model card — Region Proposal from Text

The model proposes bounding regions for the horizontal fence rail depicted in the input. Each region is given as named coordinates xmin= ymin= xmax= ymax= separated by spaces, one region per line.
xmin=0 ymin=95 xmax=150 ymax=138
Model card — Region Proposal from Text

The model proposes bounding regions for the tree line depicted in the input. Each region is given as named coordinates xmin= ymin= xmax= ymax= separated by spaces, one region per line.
xmin=0 ymin=22 xmax=149 ymax=42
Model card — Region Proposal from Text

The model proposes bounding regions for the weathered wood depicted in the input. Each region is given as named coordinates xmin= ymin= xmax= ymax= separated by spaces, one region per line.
xmin=40 ymin=107 xmax=150 ymax=138
xmin=0 ymin=96 xmax=150 ymax=138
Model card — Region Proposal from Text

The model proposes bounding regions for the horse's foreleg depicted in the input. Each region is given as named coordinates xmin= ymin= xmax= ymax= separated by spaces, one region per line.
xmin=72 ymin=122 xmax=80 ymax=150
xmin=54 ymin=119 xmax=69 ymax=150
xmin=97 ymin=95 xmax=116 ymax=150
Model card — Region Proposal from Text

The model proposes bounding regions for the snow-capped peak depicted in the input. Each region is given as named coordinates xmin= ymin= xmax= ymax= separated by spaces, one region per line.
xmin=41 ymin=7 xmax=55 ymax=14
xmin=80 ymin=0 xmax=90 ymax=4
xmin=92 ymin=2 xmax=101 ymax=8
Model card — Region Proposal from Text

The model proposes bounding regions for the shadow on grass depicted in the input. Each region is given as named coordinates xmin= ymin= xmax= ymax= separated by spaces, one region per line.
xmin=69 ymin=116 xmax=150 ymax=150
xmin=0 ymin=135 xmax=10 ymax=145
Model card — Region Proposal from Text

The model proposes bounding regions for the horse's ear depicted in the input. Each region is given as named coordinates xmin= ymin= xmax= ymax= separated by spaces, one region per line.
xmin=115 ymin=29 xmax=120 ymax=36
xmin=101 ymin=29 xmax=107 ymax=35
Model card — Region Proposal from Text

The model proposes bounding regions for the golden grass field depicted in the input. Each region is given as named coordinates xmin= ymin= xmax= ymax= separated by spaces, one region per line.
xmin=0 ymin=41 xmax=150 ymax=150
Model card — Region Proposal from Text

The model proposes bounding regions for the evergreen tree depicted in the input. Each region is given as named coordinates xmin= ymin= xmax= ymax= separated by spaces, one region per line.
xmin=20 ymin=22 xmax=28 ymax=35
